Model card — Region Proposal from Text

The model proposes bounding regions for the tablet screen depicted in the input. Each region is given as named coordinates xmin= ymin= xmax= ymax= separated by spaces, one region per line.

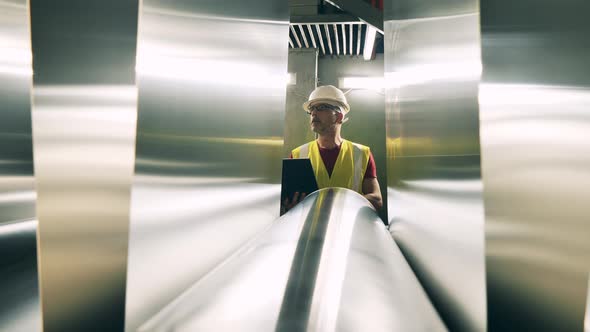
xmin=280 ymin=158 xmax=318 ymax=215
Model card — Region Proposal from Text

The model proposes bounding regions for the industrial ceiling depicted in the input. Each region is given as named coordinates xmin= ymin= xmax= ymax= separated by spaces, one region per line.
xmin=288 ymin=0 xmax=383 ymax=58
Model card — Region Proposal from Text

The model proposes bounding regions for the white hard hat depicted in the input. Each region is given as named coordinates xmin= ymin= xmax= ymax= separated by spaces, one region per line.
xmin=303 ymin=85 xmax=350 ymax=114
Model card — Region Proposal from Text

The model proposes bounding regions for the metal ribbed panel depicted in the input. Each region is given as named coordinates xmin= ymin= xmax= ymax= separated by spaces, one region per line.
xmin=289 ymin=23 xmax=368 ymax=57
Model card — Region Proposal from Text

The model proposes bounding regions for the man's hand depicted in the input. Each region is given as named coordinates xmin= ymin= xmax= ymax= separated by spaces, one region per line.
xmin=281 ymin=191 xmax=307 ymax=215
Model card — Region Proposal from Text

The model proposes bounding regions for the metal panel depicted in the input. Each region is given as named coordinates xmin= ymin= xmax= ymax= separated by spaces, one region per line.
xmin=349 ymin=23 xmax=353 ymax=55
xmin=125 ymin=1 xmax=289 ymax=331
xmin=325 ymin=24 xmax=333 ymax=55
xmin=342 ymin=24 xmax=347 ymax=55
xmin=290 ymin=22 xmax=368 ymax=58
xmin=298 ymin=25 xmax=310 ymax=48
xmin=479 ymin=0 xmax=590 ymax=330
xmin=306 ymin=24 xmax=317 ymax=49
xmin=0 ymin=1 xmax=39 ymax=330
xmin=137 ymin=188 xmax=447 ymax=332
xmin=333 ymin=24 xmax=340 ymax=55
xmin=356 ymin=23 xmax=362 ymax=55
xmin=314 ymin=24 xmax=326 ymax=55
xmin=384 ymin=0 xmax=486 ymax=331
xmin=29 ymin=1 xmax=139 ymax=331
xmin=290 ymin=25 xmax=302 ymax=48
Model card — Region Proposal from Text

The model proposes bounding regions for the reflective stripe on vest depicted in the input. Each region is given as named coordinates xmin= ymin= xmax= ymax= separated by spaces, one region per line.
xmin=291 ymin=140 xmax=369 ymax=193
xmin=299 ymin=143 xmax=309 ymax=159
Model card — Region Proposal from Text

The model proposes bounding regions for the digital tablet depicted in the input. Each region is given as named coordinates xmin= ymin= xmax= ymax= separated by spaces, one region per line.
xmin=280 ymin=158 xmax=318 ymax=215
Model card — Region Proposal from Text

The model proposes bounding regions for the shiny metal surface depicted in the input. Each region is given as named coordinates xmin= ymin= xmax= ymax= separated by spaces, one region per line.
xmin=479 ymin=0 xmax=590 ymax=330
xmin=29 ymin=1 xmax=139 ymax=331
xmin=0 ymin=0 xmax=40 ymax=330
xmin=384 ymin=0 xmax=486 ymax=331
xmin=138 ymin=188 xmax=447 ymax=332
xmin=125 ymin=1 xmax=289 ymax=331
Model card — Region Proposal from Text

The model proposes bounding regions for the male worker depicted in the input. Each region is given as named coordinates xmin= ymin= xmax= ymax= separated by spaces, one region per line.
xmin=283 ymin=85 xmax=383 ymax=212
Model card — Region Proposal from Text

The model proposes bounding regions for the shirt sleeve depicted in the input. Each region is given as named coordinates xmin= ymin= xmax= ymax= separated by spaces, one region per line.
xmin=363 ymin=152 xmax=377 ymax=179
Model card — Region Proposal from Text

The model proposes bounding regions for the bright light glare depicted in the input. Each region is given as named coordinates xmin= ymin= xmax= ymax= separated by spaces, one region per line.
xmin=479 ymin=83 xmax=590 ymax=106
xmin=0 ymin=45 xmax=33 ymax=76
xmin=136 ymin=54 xmax=290 ymax=88
xmin=0 ymin=47 xmax=31 ymax=64
xmin=339 ymin=77 xmax=384 ymax=90
xmin=385 ymin=61 xmax=482 ymax=88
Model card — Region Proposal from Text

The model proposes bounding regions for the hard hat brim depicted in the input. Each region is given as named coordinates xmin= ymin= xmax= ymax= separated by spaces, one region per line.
xmin=303 ymin=98 xmax=350 ymax=114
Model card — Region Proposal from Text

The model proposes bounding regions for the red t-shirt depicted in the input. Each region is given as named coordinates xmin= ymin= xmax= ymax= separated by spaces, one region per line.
xmin=290 ymin=142 xmax=377 ymax=179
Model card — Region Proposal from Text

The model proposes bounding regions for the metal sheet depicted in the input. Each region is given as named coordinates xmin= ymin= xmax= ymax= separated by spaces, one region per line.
xmin=479 ymin=0 xmax=590 ymax=330
xmin=0 ymin=0 xmax=38 ymax=330
xmin=29 ymin=1 xmax=139 ymax=331
xmin=384 ymin=0 xmax=486 ymax=331
xmin=137 ymin=188 xmax=447 ymax=332
xmin=125 ymin=1 xmax=289 ymax=330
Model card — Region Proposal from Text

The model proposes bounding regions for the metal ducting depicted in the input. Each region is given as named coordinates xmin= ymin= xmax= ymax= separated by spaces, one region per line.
xmin=137 ymin=188 xmax=447 ymax=332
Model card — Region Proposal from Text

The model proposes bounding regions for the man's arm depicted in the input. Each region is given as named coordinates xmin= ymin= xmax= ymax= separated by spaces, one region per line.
xmin=362 ymin=177 xmax=383 ymax=210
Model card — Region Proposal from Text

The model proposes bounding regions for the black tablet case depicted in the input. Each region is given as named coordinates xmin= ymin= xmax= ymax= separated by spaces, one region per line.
xmin=280 ymin=158 xmax=318 ymax=215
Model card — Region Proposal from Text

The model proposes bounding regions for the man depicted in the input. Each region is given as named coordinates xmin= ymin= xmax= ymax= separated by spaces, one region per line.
xmin=284 ymin=85 xmax=383 ymax=212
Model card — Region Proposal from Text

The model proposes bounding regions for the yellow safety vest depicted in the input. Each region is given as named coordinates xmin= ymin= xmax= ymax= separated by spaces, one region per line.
xmin=292 ymin=139 xmax=370 ymax=193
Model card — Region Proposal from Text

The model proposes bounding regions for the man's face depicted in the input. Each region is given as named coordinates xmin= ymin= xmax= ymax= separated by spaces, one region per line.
xmin=308 ymin=104 xmax=341 ymax=134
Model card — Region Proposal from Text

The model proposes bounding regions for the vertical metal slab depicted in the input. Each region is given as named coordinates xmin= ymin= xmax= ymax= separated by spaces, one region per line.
xmin=125 ymin=1 xmax=289 ymax=330
xmin=384 ymin=0 xmax=485 ymax=331
xmin=479 ymin=0 xmax=590 ymax=330
xmin=0 ymin=0 xmax=40 ymax=331
xmin=29 ymin=1 xmax=139 ymax=331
